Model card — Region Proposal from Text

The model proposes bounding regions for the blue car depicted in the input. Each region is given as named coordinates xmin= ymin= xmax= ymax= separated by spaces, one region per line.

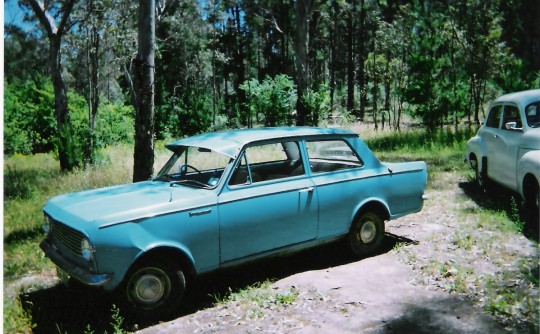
xmin=40 ymin=127 xmax=427 ymax=318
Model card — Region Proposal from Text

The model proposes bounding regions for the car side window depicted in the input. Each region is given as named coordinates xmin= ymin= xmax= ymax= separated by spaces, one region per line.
xmin=306 ymin=140 xmax=363 ymax=173
xmin=502 ymin=105 xmax=522 ymax=130
xmin=485 ymin=105 xmax=503 ymax=128
xmin=525 ymin=102 xmax=540 ymax=127
xmin=228 ymin=141 xmax=304 ymax=186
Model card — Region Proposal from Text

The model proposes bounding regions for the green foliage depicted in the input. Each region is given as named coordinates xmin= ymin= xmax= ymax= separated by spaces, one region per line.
xmin=4 ymin=78 xmax=134 ymax=164
xmin=240 ymin=75 xmax=297 ymax=127
xmin=95 ymin=103 xmax=135 ymax=147
xmin=109 ymin=304 xmax=128 ymax=334
xmin=4 ymin=77 xmax=56 ymax=155
xmin=301 ymin=85 xmax=331 ymax=126
xmin=156 ymin=92 xmax=213 ymax=139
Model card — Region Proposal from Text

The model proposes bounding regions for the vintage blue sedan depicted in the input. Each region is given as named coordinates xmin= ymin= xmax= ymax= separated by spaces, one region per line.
xmin=41 ymin=127 xmax=427 ymax=318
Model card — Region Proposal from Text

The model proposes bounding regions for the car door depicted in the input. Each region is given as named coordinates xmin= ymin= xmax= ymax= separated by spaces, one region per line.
xmin=482 ymin=104 xmax=505 ymax=179
xmin=304 ymin=139 xmax=372 ymax=238
xmin=218 ymin=141 xmax=318 ymax=264
xmin=491 ymin=103 xmax=523 ymax=190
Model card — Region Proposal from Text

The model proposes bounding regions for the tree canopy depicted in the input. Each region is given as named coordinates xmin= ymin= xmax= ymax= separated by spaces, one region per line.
xmin=5 ymin=0 xmax=539 ymax=166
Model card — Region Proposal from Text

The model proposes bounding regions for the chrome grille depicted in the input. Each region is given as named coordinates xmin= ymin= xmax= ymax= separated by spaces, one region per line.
xmin=51 ymin=219 xmax=84 ymax=256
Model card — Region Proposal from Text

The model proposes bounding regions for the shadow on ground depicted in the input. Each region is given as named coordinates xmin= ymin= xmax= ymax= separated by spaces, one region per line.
xmin=21 ymin=233 xmax=417 ymax=333
xmin=459 ymin=179 xmax=539 ymax=241
xmin=373 ymin=296 xmax=510 ymax=334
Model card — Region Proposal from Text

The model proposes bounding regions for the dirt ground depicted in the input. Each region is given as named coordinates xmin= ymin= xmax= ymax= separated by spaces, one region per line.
xmin=139 ymin=177 xmax=538 ymax=334
xmin=6 ymin=176 xmax=537 ymax=333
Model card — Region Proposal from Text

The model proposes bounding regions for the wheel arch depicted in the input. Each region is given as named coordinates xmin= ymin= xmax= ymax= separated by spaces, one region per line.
xmin=352 ymin=200 xmax=391 ymax=227
xmin=128 ymin=246 xmax=197 ymax=281
xmin=522 ymin=173 xmax=539 ymax=202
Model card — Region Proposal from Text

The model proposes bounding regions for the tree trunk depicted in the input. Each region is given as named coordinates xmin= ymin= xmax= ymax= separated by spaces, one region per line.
xmin=133 ymin=0 xmax=156 ymax=182
xmin=27 ymin=0 xmax=77 ymax=171
xmin=86 ymin=22 xmax=100 ymax=164
xmin=50 ymin=35 xmax=76 ymax=171
xmin=294 ymin=0 xmax=314 ymax=126
xmin=357 ymin=0 xmax=367 ymax=122
xmin=346 ymin=0 xmax=355 ymax=114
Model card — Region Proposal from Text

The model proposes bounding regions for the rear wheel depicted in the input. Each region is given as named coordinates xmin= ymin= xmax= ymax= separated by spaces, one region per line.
xmin=123 ymin=258 xmax=186 ymax=319
xmin=347 ymin=211 xmax=385 ymax=257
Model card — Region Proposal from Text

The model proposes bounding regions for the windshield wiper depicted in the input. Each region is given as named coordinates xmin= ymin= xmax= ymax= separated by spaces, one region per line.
xmin=169 ymin=180 xmax=212 ymax=189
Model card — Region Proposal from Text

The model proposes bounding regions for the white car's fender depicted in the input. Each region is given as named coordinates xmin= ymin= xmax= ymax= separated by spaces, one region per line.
xmin=517 ymin=149 xmax=540 ymax=198
xmin=465 ymin=135 xmax=488 ymax=172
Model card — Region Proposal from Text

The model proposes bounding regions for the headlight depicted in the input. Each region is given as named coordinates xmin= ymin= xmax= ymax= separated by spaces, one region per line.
xmin=43 ymin=214 xmax=52 ymax=235
xmin=81 ymin=238 xmax=94 ymax=261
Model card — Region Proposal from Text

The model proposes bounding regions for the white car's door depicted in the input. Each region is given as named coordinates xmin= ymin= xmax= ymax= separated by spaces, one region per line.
xmin=491 ymin=104 xmax=523 ymax=190
xmin=482 ymin=104 xmax=504 ymax=179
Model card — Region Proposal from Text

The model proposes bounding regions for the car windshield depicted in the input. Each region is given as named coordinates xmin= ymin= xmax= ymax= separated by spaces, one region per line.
xmin=154 ymin=146 xmax=232 ymax=189
xmin=525 ymin=101 xmax=540 ymax=128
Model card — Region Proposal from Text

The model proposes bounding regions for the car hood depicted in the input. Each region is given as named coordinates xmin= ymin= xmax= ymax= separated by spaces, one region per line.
xmin=44 ymin=181 xmax=216 ymax=229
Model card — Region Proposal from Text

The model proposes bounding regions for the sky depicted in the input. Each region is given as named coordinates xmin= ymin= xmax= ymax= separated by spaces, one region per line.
xmin=4 ymin=0 xmax=34 ymax=32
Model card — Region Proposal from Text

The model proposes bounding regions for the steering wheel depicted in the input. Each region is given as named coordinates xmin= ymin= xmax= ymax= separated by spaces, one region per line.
xmin=179 ymin=164 xmax=201 ymax=175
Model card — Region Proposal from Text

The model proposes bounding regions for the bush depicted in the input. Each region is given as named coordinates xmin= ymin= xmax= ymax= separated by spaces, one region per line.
xmin=4 ymin=78 xmax=135 ymax=165
xmin=4 ymin=77 xmax=56 ymax=155
xmin=240 ymin=75 xmax=297 ymax=127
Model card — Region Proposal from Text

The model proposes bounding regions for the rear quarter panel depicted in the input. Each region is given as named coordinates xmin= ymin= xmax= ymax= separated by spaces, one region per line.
xmin=314 ymin=136 xmax=427 ymax=239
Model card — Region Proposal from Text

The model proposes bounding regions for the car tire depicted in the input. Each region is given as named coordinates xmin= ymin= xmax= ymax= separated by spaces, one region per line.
xmin=524 ymin=177 xmax=539 ymax=212
xmin=347 ymin=211 xmax=385 ymax=257
xmin=123 ymin=257 xmax=186 ymax=319
xmin=471 ymin=156 xmax=488 ymax=189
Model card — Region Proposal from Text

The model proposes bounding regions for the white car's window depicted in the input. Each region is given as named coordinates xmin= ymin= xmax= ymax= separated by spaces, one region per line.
xmin=525 ymin=102 xmax=540 ymax=128
xmin=306 ymin=140 xmax=363 ymax=173
xmin=502 ymin=105 xmax=522 ymax=130
xmin=485 ymin=105 xmax=503 ymax=128
xmin=229 ymin=141 xmax=304 ymax=186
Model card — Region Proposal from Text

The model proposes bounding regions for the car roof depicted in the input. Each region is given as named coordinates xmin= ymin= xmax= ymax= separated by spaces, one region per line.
xmin=165 ymin=127 xmax=358 ymax=158
xmin=493 ymin=89 xmax=540 ymax=109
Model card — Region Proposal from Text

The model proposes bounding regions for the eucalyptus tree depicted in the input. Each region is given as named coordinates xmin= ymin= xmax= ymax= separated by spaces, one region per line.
xmin=294 ymin=0 xmax=315 ymax=126
xmin=133 ymin=0 xmax=156 ymax=182
xmin=68 ymin=0 xmax=119 ymax=163
xmin=23 ymin=0 xmax=79 ymax=171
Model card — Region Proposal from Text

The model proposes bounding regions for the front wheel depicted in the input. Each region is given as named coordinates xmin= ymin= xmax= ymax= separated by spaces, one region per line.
xmin=123 ymin=258 xmax=186 ymax=319
xmin=347 ymin=211 xmax=385 ymax=257
xmin=470 ymin=157 xmax=487 ymax=189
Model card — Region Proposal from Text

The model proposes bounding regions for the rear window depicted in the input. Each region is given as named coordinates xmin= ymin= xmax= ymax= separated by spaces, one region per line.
xmin=306 ymin=140 xmax=363 ymax=173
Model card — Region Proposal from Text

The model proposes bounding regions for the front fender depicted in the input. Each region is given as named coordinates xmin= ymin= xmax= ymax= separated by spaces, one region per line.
xmin=465 ymin=136 xmax=488 ymax=171
xmin=517 ymin=149 xmax=540 ymax=197
xmin=94 ymin=221 xmax=200 ymax=291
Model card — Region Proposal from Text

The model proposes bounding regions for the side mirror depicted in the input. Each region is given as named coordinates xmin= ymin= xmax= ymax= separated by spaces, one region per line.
xmin=504 ymin=121 xmax=522 ymax=131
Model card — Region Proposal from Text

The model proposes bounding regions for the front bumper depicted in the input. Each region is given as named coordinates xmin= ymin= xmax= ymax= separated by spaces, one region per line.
xmin=40 ymin=239 xmax=113 ymax=287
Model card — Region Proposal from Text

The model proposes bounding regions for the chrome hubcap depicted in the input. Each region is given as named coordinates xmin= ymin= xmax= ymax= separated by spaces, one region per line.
xmin=133 ymin=273 xmax=166 ymax=305
xmin=359 ymin=220 xmax=376 ymax=243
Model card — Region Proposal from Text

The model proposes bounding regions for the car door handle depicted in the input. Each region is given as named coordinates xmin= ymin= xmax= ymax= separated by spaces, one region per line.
xmin=299 ymin=187 xmax=314 ymax=193
xmin=189 ymin=209 xmax=212 ymax=217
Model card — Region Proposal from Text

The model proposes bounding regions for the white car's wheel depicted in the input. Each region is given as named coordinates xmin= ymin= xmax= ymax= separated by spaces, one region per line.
xmin=471 ymin=156 xmax=487 ymax=189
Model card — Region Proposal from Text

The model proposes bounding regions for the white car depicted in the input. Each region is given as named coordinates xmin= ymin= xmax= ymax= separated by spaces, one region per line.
xmin=465 ymin=89 xmax=540 ymax=210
